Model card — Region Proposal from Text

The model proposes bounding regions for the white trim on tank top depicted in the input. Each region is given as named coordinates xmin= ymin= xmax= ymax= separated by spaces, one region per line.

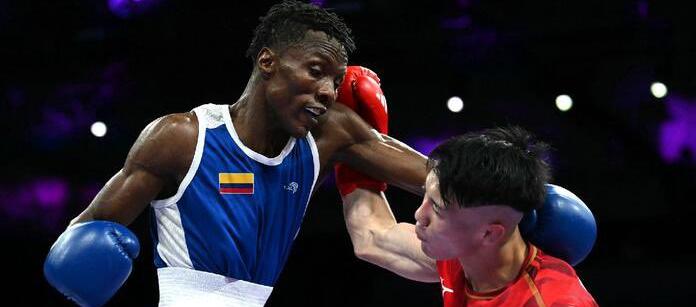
xmin=221 ymin=104 xmax=296 ymax=166
xmin=151 ymin=107 xmax=207 ymax=208
xmin=148 ymin=106 xmax=210 ymax=269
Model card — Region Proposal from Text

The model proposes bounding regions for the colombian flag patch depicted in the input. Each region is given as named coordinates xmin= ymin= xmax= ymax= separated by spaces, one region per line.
xmin=219 ymin=173 xmax=254 ymax=194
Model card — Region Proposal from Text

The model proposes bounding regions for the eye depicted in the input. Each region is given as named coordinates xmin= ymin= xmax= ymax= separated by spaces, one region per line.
xmin=429 ymin=198 xmax=442 ymax=215
xmin=309 ymin=66 xmax=323 ymax=78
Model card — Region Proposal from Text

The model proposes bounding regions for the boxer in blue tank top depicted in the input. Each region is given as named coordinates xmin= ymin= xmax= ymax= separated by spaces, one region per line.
xmin=150 ymin=104 xmax=320 ymax=286
xmin=50 ymin=1 xmax=427 ymax=306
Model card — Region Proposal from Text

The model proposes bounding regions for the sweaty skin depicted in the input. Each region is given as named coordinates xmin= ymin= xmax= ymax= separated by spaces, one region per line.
xmin=71 ymin=30 xmax=427 ymax=226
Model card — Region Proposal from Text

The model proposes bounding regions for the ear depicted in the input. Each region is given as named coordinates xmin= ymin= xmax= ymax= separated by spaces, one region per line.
xmin=256 ymin=47 xmax=275 ymax=79
xmin=482 ymin=223 xmax=507 ymax=246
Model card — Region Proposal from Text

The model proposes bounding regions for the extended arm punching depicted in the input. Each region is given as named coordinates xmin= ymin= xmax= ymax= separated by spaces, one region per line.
xmin=331 ymin=66 xmax=437 ymax=282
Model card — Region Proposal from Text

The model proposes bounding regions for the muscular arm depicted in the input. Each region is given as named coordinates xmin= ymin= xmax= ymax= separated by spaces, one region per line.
xmin=70 ymin=113 xmax=198 ymax=226
xmin=339 ymin=132 xmax=427 ymax=195
xmin=314 ymin=103 xmax=428 ymax=195
xmin=343 ymin=189 xmax=438 ymax=282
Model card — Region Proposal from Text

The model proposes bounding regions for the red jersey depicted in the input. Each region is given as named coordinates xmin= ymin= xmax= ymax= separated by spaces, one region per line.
xmin=436 ymin=244 xmax=597 ymax=307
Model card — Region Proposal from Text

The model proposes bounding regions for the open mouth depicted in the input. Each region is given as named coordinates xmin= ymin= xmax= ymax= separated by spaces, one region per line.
xmin=304 ymin=106 xmax=326 ymax=118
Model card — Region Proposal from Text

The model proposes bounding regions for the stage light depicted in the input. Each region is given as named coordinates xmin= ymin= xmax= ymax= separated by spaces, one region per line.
xmin=91 ymin=121 xmax=107 ymax=137
xmin=651 ymin=82 xmax=667 ymax=98
xmin=447 ymin=96 xmax=464 ymax=113
xmin=555 ymin=95 xmax=573 ymax=112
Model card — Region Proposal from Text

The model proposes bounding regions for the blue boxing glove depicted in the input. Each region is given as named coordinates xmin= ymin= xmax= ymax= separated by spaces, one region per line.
xmin=519 ymin=184 xmax=597 ymax=266
xmin=44 ymin=221 xmax=140 ymax=307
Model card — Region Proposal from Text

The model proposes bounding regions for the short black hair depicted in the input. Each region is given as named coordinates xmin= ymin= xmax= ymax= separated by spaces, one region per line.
xmin=427 ymin=126 xmax=551 ymax=212
xmin=246 ymin=0 xmax=356 ymax=60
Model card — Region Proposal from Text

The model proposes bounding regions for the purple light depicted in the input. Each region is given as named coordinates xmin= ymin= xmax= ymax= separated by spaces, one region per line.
xmin=42 ymin=110 xmax=74 ymax=135
xmin=310 ymin=0 xmax=326 ymax=7
xmin=33 ymin=178 xmax=69 ymax=209
xmin=32 ymin=109 xmax=79 ymax=150
xmin=659 ymin=96 xmax=696 ymax=164
xmin=409 ymin=135 xmax=454 ymax=156
xmin=29 ymin=62 xmax=127 ymax=148
xmin=0 ymin=179 xmax=70 ymax=230
xmin=637 ymin=0 xmax=648 ymax=19
xmin=108 ymin=0 xmax=159 ymax=19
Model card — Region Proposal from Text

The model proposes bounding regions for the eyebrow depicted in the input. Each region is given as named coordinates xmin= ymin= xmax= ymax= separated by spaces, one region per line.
xmin=303 ymin=41 xmax=346 ymax=64
xmin=309 ymin=52 xmax=346 ymax=80
xmin=309 ymin=51 xmax=343 ymax=70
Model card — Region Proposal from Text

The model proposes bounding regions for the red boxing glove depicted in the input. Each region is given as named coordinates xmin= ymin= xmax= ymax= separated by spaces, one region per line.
xmin=336 ymin=66 xmax=388 ymax=133
xmin=335 ymin=66 xmax=389 ymax=196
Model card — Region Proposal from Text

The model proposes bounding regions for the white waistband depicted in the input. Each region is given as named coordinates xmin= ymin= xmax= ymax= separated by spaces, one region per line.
xmin=157 ymin=267 xmax=273 ymax=307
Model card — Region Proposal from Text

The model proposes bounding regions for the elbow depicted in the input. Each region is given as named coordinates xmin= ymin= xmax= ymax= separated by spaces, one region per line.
xmin=353 ymin=244 xmax=370 ymax=260
xmin=353 ymin=244 xmax=378 ymax=264
xmin=350 ymin=230 xmax=382 ymax=264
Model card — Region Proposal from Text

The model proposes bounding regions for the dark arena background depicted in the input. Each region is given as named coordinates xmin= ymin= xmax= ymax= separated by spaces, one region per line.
xmin=2 ymin=0 xmax=695 ymax=306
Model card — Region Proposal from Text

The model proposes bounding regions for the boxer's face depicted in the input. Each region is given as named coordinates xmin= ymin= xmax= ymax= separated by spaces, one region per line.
xmin=415 ymin=171 xmax=487 ymax=260
xmin=259 ymin=30 xmax=347 ymax=138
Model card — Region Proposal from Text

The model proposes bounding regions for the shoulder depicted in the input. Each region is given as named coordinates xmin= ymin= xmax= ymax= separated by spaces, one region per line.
xmin=534 ymin=262 xmax=597 ymax=306
xmin=529 ymin=249 xmax=597 ymax=305
xmin=533 ymin=247 xmax=579 ymax=279
xmin=536 ymin=277 xmax=597 ymax=307
xmin=126 ymin=112 xmax=199 ymax=177
xmin=141 ymin=112 xmax=198 ymax=142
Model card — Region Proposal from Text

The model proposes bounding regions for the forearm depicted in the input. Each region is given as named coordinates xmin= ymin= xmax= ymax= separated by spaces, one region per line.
xmin=342 ymin=189 xmax=438 ymax=282
xmin=342 ymin=189 xmax=397 ymax=256
xmin=339 ymin=131 xmax=428 ymax=195
xmin=371 ymin=223 xmax=438 ymax=282
xmin=379 ymin=133 xmax=428 ymax=195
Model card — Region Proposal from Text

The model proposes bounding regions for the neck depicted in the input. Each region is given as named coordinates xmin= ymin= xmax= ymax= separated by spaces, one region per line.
xmin=459 ymin=229 xmax=528 ymax=293
xmin=229 ymin=72 xmax=290 ymax=157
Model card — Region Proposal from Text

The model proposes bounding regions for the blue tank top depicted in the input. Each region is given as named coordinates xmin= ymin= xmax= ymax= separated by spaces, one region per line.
xmin=149 ymin=104 xmax=320 ymax=287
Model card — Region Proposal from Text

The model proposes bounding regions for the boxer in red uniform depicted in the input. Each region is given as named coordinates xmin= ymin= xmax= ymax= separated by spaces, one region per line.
xmin=339 ymin=127 xmax=598 ymax=306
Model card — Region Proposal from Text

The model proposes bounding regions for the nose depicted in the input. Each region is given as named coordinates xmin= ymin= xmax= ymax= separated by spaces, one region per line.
xmin=414 ymin=198 xmax=429 ymax=228
xmin=316 ymin=78 xmax=336 ymax=106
